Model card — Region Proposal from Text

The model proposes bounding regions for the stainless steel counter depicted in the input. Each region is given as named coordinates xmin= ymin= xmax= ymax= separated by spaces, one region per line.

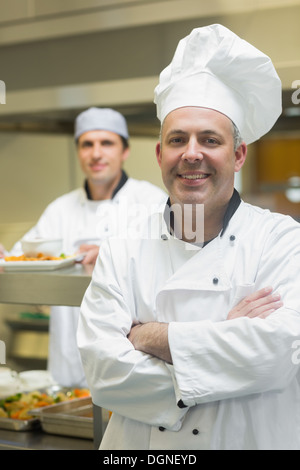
xmin=0 ymin=428 xmax=94 ymax=450
xmin=0 ymin=263 xmax=93 ymax=306
xmin=0 ymin=261 xmax=103 ymax=450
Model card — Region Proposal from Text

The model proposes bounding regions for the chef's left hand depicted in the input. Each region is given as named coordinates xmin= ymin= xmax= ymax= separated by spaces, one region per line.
xmin=227 ymin=286 xmax=282 ymax=320
xmin=78 ymin=244 xmax=99 ymax=265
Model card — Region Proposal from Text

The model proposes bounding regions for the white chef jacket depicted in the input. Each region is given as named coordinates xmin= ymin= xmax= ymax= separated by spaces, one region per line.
xmin=11 ymin=176 xmax=167 ymax=387
xmin=78 ymin=197 xmax=300 ymax=450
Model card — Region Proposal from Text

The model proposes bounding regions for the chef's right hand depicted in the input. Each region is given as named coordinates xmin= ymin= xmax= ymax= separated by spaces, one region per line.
xmin=0 ymin=244 xmax=5 ymax=259
xmin=78 ymin=244 xmax=99 ymax=266
xmin=227 ymin=286 xmax=283 ymax=320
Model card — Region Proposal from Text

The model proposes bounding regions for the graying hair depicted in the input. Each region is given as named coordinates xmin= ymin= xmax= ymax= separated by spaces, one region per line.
xmin=232 ymin=121 xmax=243 ymax=151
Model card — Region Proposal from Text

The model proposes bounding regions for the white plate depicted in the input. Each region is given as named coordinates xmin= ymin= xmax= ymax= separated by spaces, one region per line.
xmin=0 ymin=254 xmax=79 ymax=271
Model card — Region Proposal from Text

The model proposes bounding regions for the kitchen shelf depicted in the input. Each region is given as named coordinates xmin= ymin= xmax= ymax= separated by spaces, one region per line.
xmin=6 ymin=356 xmax=47 ymax=371
xmin=5 ymin=318 xmax=49 ymax=332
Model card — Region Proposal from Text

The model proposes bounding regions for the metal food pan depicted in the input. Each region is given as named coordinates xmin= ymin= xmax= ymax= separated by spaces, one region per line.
xmin=0 ymin=387 xmax=86 ymax=433
xmin=0 ymin=415 xmax=40 ymax=432
xmin=0 ymin=390 xmax=43 ymax=432
xmin=29 ymin=397 xmax=93 ymax=440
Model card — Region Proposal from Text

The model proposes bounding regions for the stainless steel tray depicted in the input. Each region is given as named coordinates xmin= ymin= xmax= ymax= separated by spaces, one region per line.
xmin=0 ymin=415 xmax=40 ymax=431
xmin=0 ymin=389 xmax=44 ymax=432
xmin=30 ymin=397 xmax=93 ymax=440
xmin=0 ymin=386 xmax=88 ymax=433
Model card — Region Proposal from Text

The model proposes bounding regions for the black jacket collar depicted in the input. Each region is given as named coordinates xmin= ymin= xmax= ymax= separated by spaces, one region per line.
xmin=84 ymin=170 xmax=128 ymax=200
xmin=164 ymin=188 xmax=241 ymax=243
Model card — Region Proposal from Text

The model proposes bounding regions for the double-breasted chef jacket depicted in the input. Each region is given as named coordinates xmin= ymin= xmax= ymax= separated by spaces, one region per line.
xmin=78 ymin=190 xmax=300 ymax=450
xmin=12 ymin=172 xmax=167 ymax=387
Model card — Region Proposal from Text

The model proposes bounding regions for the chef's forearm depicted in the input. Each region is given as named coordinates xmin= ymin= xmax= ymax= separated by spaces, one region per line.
xmin=128 ymin=322 xmax=172 ymax=364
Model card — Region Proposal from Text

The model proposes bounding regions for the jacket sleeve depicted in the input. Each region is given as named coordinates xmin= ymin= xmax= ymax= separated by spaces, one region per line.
xmin=77 ymin=239 xmax=188 ymax=430
xmin=168 ymin=219 xmax=300 ymax=407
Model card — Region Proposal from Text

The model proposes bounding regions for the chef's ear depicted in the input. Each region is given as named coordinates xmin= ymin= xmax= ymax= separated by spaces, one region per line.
xmin=121 ymin=146 xmax=130 ymax=163
xmin=156 ymin=142 xmax=162 ymax=168
xmin=234 ymin=141 xmax=247 ymax=172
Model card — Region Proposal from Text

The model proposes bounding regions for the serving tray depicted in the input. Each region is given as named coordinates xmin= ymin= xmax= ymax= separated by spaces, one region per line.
xmin=30 ymin=397 xmax=93 ymax=439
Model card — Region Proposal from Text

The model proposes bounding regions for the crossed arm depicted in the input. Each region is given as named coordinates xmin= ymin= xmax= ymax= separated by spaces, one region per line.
xmin=128 ymin=286 xmax=283 ymax=364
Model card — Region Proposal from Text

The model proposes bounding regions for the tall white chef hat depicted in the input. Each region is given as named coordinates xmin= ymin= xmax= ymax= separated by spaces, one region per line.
xmin=74 ymin=107 xmax=129 ymax=141
xmin=154 ymin=24 xmax=282 ymax=144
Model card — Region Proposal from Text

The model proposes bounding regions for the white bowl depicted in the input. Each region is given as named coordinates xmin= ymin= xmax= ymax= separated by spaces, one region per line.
xmin=21 ymin=238 xmax=63 ymax=257
xmin=0 ymin=368 xmax=22 ymax=398
xmin=19 ymin=370 xmax=57 ymax=391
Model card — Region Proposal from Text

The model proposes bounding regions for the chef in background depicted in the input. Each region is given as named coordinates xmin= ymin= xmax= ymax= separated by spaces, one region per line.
xmin=4 ymin=107 xmax=167 ymax=387
xmin=78 ymin=25 xmax=300 ymax=450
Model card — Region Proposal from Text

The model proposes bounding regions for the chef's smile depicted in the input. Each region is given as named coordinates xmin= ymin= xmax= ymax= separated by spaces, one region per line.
xmin=90 ymin=161 xmax=107 ymax=172
xmin=178 ymin=171 xmax=210 ymax=185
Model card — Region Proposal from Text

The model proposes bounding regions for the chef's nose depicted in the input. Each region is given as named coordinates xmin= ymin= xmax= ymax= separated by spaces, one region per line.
xmin=181 ymin=139 xmax=203 ymax=162
xmin=92 ymin=142 xmax=102 ymax=158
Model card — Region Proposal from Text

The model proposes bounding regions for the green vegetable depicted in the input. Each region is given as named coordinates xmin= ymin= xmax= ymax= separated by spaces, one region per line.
xmin=4 ymin=393 xmax=22 ymax=403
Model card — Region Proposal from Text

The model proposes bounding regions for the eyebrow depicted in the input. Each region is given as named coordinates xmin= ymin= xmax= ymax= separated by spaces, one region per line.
xmin=79 ymin=137 xmax=115 ymax=146
xmin=164 ymin=129 xmax=187 ymax=140
xmin=199 ymin=129 xmax=225 ymax=140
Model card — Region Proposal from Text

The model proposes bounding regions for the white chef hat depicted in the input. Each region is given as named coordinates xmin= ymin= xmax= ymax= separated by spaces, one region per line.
xmin=74 ymin=107 xmax=129 ymax=141
xmin=154 ymin=24 xmax=282 ymax=144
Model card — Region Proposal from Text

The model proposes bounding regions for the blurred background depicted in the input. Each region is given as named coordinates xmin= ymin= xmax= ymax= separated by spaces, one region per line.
xmin=0 ymin=0 xmax=300 ymax=370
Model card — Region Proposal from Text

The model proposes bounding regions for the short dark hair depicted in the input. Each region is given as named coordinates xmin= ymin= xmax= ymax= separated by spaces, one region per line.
xmin=120 ymin=136 xmax=129 ymax=150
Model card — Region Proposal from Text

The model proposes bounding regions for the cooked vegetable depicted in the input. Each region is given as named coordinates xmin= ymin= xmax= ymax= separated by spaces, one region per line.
xmin=0 ymin=388 xmax=90 ymax=420
xmin=5 ymin=253 xmax=65 ymax=261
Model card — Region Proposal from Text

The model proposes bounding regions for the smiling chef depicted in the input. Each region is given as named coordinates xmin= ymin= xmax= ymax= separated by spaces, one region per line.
xmin=77 ymin=24 xmax=300 ymax=450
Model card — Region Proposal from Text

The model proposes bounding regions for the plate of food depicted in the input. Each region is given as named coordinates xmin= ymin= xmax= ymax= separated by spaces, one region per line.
xmin=0 ymin=253 xmax=80 ymax=271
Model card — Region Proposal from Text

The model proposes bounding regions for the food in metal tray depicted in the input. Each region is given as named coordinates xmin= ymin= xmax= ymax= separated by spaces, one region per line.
xmin=0 ymin=388 xmax=90 ymax=420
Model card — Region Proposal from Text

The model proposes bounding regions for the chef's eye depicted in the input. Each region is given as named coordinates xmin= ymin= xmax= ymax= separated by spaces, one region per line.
xmin=169 ymin=137 xmax=184 ymax=144
xmin=204 ymin=137 xmax=219 ymax=145
xmin=80 ymin=141 xmax=93 ymax=148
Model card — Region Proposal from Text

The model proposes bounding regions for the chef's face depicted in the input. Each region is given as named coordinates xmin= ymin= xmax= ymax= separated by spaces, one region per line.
xmin=77 ymin=130 xmax=129 ymax=186
xmin=156 ymin=107 xmax=246 ymax=212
